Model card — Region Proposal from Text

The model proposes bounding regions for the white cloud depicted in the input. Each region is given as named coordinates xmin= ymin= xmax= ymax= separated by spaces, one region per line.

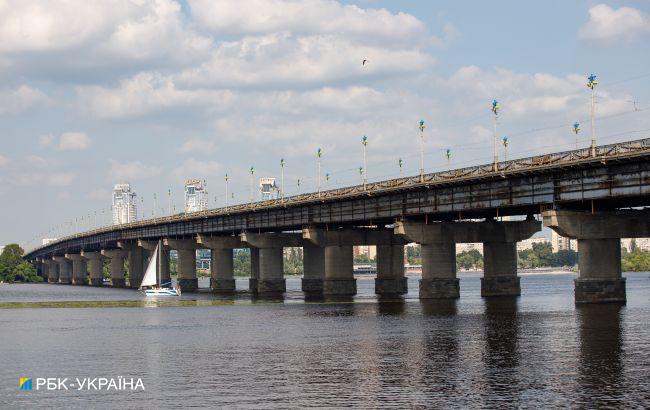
xmin=0 ymin=154 xmax=9 ymax=167
xmin=179 ymin=138 xmax=218 ymax=154
xmin=0 ymin=85 xmax=48 ymax=114
xmin=189 ymin=0 xmax=427 ymax=41
xmin=87 ymin=188 xmax=111 ymax=200
xmin=579 ymin=4 xmax=650 ymax=43
xmin=77 ymin=72 xmax=235 ymax=119
xmin=176 ymin=32 xmax=434 ymax=88
xmin=172 ymin=158 xmax=222 ymax=182
xmin=47 ymin=172 xmax=76 ymax=186
xmin=58 ymin=132 xmax=92 ymax=150
xmin=40 ymin=132 xmax=92 ymax=150
xmin=108 ymin=160 xmax=162 ymax=181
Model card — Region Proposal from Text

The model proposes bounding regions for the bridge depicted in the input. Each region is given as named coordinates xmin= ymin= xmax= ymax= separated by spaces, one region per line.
xmin=25 ymin=138 xmax=650 ymax=303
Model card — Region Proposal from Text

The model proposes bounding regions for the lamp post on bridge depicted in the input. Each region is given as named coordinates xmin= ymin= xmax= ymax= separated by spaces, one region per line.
xmin=398 ymin=158 xmax=403 ymax=178
xmin=317 ymin=148 xmax=322 ymax=197
xmin=587 ymin=74 xmax=598 ymax=157
xmin=361 ymin=135 xmax=368 ymax=190
xmin=225 ymin=173 xmax=229 ymax=211
xmin=280 ymin=158 xmax=285 ymax=201
xmin=418 ymin=120 xmax=425 ymax=182
xmin=491 ymin=99 xmax=500 ymax=171
xmin=502 ymin=137 xmax=509 ymax=162
xmin=573 ymin=122 xmax=580 ymax=150
xmin=358 ymin=166 xmax=364 ymax=185
xmin=249 ymin=166 xmax=255 ymax=206
xmin=446 ymin=148 xmax=451 ymax=168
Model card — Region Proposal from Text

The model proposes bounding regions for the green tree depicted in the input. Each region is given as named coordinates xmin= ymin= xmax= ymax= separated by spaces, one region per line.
xmin=0 ymin=244 xmax=42 ymax=283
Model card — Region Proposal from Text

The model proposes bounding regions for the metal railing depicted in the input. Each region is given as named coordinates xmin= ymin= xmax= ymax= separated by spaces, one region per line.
xmin=27 ymin=137 xmax=650 ymax=255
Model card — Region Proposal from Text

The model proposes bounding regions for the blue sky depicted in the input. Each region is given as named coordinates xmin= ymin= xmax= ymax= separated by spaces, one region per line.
xmin=1 ymin=0 xmax=649 ymax=248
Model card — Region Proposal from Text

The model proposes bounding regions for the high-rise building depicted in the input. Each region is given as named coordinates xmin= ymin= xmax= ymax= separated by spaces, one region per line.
xmin=516 ymin=237 xmax=551 ymax=251
xmin=259 ymin=178 xmax=278 ymax=200
xmin=184 ymin=179 xmax=208 ymax=213
xmin=551 ymin=230 xmax=577 ymax=252
xmin=112 ymin=183 xmax=137 ymax=224
xmin=621 ymin=238 xmax=650 ymax=252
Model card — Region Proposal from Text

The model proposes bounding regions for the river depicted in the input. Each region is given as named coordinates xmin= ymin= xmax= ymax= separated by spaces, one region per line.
xmin=1 ymin=272 xmax=649 ymax=408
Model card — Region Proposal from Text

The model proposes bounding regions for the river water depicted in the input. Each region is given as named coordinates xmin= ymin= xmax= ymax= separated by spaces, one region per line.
xmin=1 ymin=272 xmax=649 ymax=408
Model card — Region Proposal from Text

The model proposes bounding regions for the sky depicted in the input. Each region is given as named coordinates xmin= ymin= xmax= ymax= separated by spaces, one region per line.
xmin=1 ymin=0 xmax=650 ymax=249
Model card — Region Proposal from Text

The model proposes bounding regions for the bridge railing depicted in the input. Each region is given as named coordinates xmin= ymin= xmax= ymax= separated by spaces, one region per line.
xmin=27 ymin=137 xmax=650 ymax=255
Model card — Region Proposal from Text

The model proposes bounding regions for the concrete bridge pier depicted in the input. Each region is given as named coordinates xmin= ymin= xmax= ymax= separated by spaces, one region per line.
xmin=138 ymin=240 xmax=171 ymax=286
xmin=544 ymin=210 xmax=650 ymax=303
xmin=53 ymin=256 xmax=72 ymax=284
xmin=101 ymin=249 xmax=127 ymax=287
xmin=241 ymin=232 xmax=296 ymax=295
xmin=118 ymin=242 xmax=145 ymax=288
xmin=481 ymin=241 xmax=520 ymax=297
xmin=43 ymin=259 xmax=58 ymax=283
xmin=302 ymin=245 xmax=325 ymax=293
xmin=250 ymin=248 xmax=260 ymax=293
xmin=65 ymin=254 xmax=87 ymax=285
xmin=81 ymin=251 xmax=104 ymax=286
xmin=420 ymin=242 xmax=459 ymax=299
xmin=165 ymin=239 xmax=198 ymax=292
xmin=375 ymin=244 xmax=407 ymax=295
xmin=197 ymin=235 xmax=240 ymax=293
xmin=324 ymin=245 xmax=356 ymax=295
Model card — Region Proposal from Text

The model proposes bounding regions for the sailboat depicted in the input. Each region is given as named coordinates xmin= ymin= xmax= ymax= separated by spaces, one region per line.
xmin=140 ymin=240 xmax=181 ymax=296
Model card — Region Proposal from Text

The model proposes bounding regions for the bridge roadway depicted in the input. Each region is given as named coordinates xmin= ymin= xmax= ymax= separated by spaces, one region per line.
xmin=26 ymin=138 xmax=650 ymax=303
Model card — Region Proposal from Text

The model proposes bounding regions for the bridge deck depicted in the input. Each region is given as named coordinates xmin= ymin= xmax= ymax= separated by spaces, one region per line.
xmin=25 ymin=138 xmax=650 ymax=259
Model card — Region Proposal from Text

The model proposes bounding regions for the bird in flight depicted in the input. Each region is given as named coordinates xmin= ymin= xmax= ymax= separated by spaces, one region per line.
xmin=362 ymin=59 xmax=368 ymax=66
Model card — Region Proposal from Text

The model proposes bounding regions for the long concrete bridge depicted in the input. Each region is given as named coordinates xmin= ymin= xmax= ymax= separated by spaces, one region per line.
xmin=25 ymin=138 xmax=650 ymax=303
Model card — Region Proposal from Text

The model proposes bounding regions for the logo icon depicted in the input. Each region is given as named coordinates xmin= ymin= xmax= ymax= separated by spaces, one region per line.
xmin=19 ymin=378 xmax=32 ymax=390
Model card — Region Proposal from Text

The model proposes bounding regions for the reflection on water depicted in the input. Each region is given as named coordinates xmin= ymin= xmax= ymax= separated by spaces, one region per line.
xmin=1 ymin=273 xmax=649 ymax=408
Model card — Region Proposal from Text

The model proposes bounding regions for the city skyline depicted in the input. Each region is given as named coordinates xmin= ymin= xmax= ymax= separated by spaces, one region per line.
xmin=1 ymin=1 xmax=650 ymax=248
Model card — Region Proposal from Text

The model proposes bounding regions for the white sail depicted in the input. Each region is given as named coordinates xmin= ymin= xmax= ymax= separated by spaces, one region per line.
xmin=139 ymin=244 xmax=159 ymax=288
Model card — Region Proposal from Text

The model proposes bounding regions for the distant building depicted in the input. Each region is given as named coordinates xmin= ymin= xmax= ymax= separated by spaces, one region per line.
xmin=184 ymin=179 xmax=208 ymax=213
xmin=112 ymin=183 xmax=137 ymax=224
xmin=42 ymin=238 xmax=58 ymax=246
xmin=259 ymin=178 xmax=278 ymax=201
xmin=551 ymin=230 xmax=577 ymax=252
xmin=621 ymin=238 xmax=650 ymax=252
xmin=456 ymin=243 xmax=483 ymax=255
xmin=354 ymin=245 xmax=377 ymax=260
xmin=516 ymin=237 xmax=551 ymax=251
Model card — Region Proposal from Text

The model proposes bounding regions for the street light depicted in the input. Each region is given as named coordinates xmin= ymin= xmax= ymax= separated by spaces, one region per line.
xmin=418 ymin=120 xmax=426 ymax=182
xmin=297 ymin=178 xmax=301 ymax=194
xmin=358 ymin=166 xmax=364 ymax=185
xmin=398 ymin=158 xmax=403 ymax=178
xmin=361 ymin=135 xmax=368 ymax=190
xmin=502 ymin=137 xmax=509 ymax=162
xmin=317 ymin=148 xmax=323 ymax=197
xmin=446 ymin=148 xmax=451 ymax=168
xmin=573 ymin=122 xmax=580 ymax=149
xmin=167 ymin=189 xmax=172 ymax=216
xmin=153 ymin=193 xmax=157 ymax=217
xmin=491 ymin=99 xmax=500 ymax=171
xmin=249 ymin=166 xmax=255 ymax=205
xmin=280 ymin=158 xmax=285 ymax=201
xmin=587 ymin=74 xmax=598 ymax=156
xmin=225 ymin=173 xmax=229 ymax=210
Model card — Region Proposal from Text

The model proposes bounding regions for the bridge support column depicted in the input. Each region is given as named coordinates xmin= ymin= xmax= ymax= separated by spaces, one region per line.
xmin=543 ymin=210 xmax=650 ymax=304
xmin=324 ymin=245 xmax=356 ymax=295
xmin=138 ymin=240 xmax=171 ymax=286
xmin=65 ymin=254 xmax=88 ymax=285
xmin=44 ymin=259 xmax=58 ymax=283
xmin=118 ymin=242 xmax=145 ymax=288
xmin=250 ymin=248 xmax=260 ymax=293
xmin=302 ymin=245 xmax=325 ymax=293
xmin=101 ymin=249 xmax=127 ymax=287
xmin=482 ymin=241 xmax=520 ymax=297
xmin=53 ymin=256 xmax=72 ymax=284
xmin=81 ymin=252 xmax=104 ymax=286
xmin=258 ymin=248 xmax=286 ymax=294
xmin=376 ymin=244 xmax=407 ymax=295
xmin=395 ymin=218 xmax=540 ymax=298
xmin=196 ymin=235 xmax=241 ymax=293
xmin=210 ymin=249 xmax=235 ymax=292
xmin=420 ymin=243 xmax=459 ymax=299
xmin=165 ymin=239 xmax=198 ymax=292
